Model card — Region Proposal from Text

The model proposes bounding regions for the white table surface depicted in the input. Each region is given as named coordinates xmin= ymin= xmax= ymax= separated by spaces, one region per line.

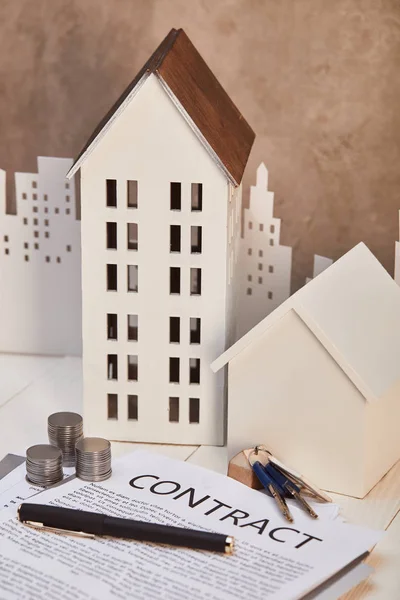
xmin=0 ymin=354 xmax=399 ymax=599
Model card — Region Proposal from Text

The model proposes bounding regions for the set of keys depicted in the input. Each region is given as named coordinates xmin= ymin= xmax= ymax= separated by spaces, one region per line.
xmin=247 ymin=445 xmax=332 ymax=523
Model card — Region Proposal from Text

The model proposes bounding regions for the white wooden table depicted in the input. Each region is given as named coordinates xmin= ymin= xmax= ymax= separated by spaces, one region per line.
xmin=0 ymin=354 xmax=399 ymax=599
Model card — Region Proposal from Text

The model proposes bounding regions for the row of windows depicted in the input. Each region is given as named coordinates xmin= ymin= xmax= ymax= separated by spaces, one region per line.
xmin=107 ymin=314 xmax=200 ymax=344
xmin=107 ymin=354 xmax=201 ymax=384
xmin=107 ymin=354 xmax=138 ymax=381
xmin=106 ymin=394 xmax=200 ymax=424
xmin=105 ymin=223 xmax=203 ymax=255
xmin=247 ymin=288 xmax=274 ymax=298
xmin=249 ymin=222 xmax=275 ymax=233
xmin=106 ymin=180 xmax=203 ymax=212
xmin=248 ymin=249 xmax=275 ymax=261
xmin=4 ymin=245 xmax=71 ymax=257
xmin=22 ymin=193 xmax=71 ymax=205
xmin=27 ymin=181 xmax=69 ymax=190
xmin=170 ymin=225 xmax=202 ymax=253
xmin=169 ymin=397 xmax=200 ymax=423
xmin=107 ymin=393 xmax=138 ymax=421
xmin=106 ymin=264 xmax=202 ymax=295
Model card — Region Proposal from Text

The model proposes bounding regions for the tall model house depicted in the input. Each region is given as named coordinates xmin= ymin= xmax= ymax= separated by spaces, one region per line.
xmin=67 ymin=29 xmax=255 ymax=444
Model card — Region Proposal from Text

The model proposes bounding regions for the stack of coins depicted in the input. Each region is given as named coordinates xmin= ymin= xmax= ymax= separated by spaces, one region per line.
xmin=26 ymin=444 xmax=63 ymax=486
xmin=48 ymin=412 xmax=83 ymax=467
xmin=75 ymin=437 xmax=112 ymax=482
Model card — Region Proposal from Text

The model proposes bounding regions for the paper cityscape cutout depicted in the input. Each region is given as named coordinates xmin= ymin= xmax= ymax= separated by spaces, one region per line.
xmin=1 ymin=158 xmax=399 ymax=356
xmin=0 ymin=157 xmax=81 ymax=355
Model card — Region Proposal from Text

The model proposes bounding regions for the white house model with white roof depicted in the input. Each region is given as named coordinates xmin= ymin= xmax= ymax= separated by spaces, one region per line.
xmin=67 ymin=28 xmax=255 ymax=445
xmin=212 ymin=243 xmax=400 ymax=497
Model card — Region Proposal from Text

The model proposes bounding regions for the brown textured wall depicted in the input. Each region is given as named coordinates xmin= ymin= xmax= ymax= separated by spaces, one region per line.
xmin=1 ymin=0 xmax=400 ymax=290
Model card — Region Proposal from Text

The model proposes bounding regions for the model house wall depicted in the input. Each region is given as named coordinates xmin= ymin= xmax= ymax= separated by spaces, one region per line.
xmin=212 ymin=243 xmax=400 ymax=497
xmin=78 ymin=74 xmax=240 ymax=445
xmin=0 ymin=157 xmax=81 ymax=356
xmin=236 ymin=163 xmax=292 ymax=339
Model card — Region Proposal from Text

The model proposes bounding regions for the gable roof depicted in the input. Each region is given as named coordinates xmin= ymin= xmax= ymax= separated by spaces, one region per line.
xmin=212 ymin=243 xmax=400 ymax=402
xmin=67 ymin=28 xmax=255 ymax=185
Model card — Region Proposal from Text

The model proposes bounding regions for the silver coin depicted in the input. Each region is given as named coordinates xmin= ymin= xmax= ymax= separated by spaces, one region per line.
xmin=75 ymin=437 xmax=110 ymax=454
xmin=26 ymin=445 xmax=62 ymax=462
xmin=48 ymin=412 xmax=83 ymax=428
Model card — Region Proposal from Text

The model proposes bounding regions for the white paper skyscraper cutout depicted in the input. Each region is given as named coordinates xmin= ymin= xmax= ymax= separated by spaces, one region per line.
xmin=236 ymin=163 xmax=292 ymax=339
xmin=395 ymin=211 xmax=400 ymax=286
xmin=305 ymin=254 xmax=333 ymax=284
xmin=0 ymin=157 xmax=81 ymax=356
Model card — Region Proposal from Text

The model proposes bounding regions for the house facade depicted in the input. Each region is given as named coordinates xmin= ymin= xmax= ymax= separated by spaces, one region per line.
xmin=212 ymin=243 xmax=400 ymax=497
xmin=67 ymin=29 xmax=254 ymax=444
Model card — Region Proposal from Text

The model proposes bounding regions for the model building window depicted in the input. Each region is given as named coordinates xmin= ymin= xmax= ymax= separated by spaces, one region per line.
xmin=247 ymin=274 xmax=252 ymax=282
xmin=191 ymin=226 xmax=202 ymax=253
xmin=107 ymin=394 xmax=118 ymax=419
xmin=259 ymin=224 xmax=264 ymax=232
xmin=169 ymin=357 xmax=180 ymax=383
xmin=169 ymin=317 xmax=180 ymax=343
xmin=269 ymin=239 xmax=274 ymax=246
xmin=107 ymin=314 xmax=118 ymax=340
xmin=170 ymin=225 xmax=181 ymax=253
xmin=268 ymin=291 xmax=273 ymax=300
xmin=269 ymin=265 xmax=274 ymax=273
xmin=169 ymin=397 xmax=179 ymax=422
xmin=190 ymin=268 xmax=202 ymax=295
xmin=127 ymin=355 xmax=138 ymax=381
xmin=107 ymin=264 xmax=117 ymax=291
xmin=127 ymin=265 xmax=138 ymax=292
xmin=127 ymin=314 xmax=138 ymax=341
xmin=107 ymin=355 xmax=118 ymax=380
xmin=127 ymin=223 xmax=138 ymax=250
xmin=189 ymin=318 xmax=201 ymax=344
xmin=259 ymin=250 xmax=263 ymax=257
xmin=170 ymin=182 xmax=181 ymax=210
xmin=106 ymin=179 xmax=117 ymax=207
xmin=128 ymin=395 xmax=138 ymax=420
xmin=127 ymin=180 xmax=138 ymax=208
xmin=270 ymin=224 xmax=275 ymax=234
xmin=107 ymin=222 xmax=117 ymax=249
xmin=170 ymin=267 xmax=181 ymax=294
xmin=189 ymin=398 xmax=200 ymax=423
xmin=189 ymin=358 xmax=200 ymax=384
xmin=191 ymin=183 xmax=202 ymax=211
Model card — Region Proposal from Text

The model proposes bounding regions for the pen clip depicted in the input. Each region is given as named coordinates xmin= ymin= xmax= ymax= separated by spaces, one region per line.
xmin=22 ymin=520 xmax=95 ymax=539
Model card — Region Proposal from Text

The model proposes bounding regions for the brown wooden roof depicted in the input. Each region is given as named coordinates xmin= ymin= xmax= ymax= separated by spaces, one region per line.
xmin=68 ymin=28 xmax=255 ymax=185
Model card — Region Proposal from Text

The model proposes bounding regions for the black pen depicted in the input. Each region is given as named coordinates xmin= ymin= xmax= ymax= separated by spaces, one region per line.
xmin=17 ymin=503 xmax=234 ymax=554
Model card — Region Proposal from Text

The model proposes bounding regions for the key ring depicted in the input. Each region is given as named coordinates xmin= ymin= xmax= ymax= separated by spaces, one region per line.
xmin=248 ymin=445 xmax=271 ymax=467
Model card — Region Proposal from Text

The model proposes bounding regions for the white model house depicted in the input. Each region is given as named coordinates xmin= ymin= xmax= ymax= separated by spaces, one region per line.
xmin=0 ymin=157 xmax=81 ymax=355
xmin=236 ymin=163 xmax=292 ymax=339
xmin=67 ymin=28 xmax=255 ymax=445
xmin=212 ymin=243 xmax=400 ymax=497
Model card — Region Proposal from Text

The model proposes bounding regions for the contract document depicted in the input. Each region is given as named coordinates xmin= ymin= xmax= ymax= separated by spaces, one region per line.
xmin=0 ymin=450 xmax=381 ymax=600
